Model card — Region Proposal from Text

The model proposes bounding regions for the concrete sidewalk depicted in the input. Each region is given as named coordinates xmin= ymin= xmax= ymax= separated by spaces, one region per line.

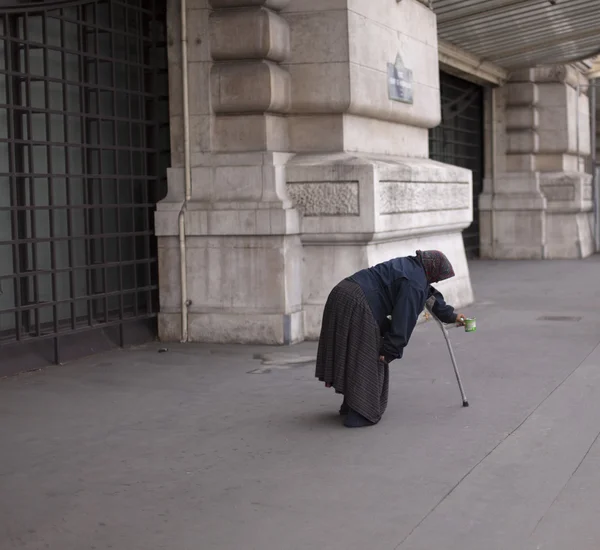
xmin=2 ymin=258 xmax=600 ymax=550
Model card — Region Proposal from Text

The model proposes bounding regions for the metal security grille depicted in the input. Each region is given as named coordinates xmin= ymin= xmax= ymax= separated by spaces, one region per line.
xmin=0 ymin=0 xmax=169 ymax=370
xmin=429 ymin=71 xmax=484 ymax=259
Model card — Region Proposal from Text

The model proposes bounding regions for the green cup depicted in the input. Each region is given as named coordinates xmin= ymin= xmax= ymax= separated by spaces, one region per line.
xmin=464 ymin=318 xmax=477 ymax=332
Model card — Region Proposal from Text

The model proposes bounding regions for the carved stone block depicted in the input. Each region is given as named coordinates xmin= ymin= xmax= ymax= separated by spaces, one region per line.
xmin=210 ymin=8 xmax=290 ymax=62
xmin=211 ymin=60 xmax=291 ymax=113
xmin=287 ymin=182 xmax=359 ymax=217
xmin=379 ymin=181 xmax=470 ymax=214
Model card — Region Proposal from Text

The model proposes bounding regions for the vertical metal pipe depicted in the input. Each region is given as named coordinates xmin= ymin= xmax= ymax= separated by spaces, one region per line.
xmin=490 ymin=87 xmax=497 ymax=259
xmin=7 ymin=15 xmax=24 ymax=341
xmin=181 ymin=3 xmax=192 ymax=205
xmin=92 ymin=13 xmax=108 ymax=325
xmin=42 ymin=14 xmax=59 ymax=361
xmin=576 ymin=82 xmax=580 ymax=171
xmin=60 ymin=13 xmax=76 ymax=333
xmin=23 ymin=14 xmax=41 ymax=337
xmin=109 ymin=0 xmax=124 ymax=346
xmin=179 ymin=0 xmax=191 ymax=343
xmin=78 ymin=8 xmax=94 ymax=329
xmin=592 ymin=79 xmax=600 ymax=252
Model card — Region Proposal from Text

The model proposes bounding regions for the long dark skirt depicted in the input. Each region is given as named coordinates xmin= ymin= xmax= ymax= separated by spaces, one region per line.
xmin=315 ymin=280 xmax=390 ymax=424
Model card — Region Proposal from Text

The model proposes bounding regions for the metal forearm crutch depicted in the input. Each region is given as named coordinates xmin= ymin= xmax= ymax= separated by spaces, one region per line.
xmin=425 ymin=297 xmax=469 ymax=408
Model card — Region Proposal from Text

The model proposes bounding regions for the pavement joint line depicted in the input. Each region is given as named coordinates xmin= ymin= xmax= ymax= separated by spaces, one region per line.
xmin=392 ymin=338 xmax=600 ymax=550
xmin=528 ymin=425 xmax=600 ymax=540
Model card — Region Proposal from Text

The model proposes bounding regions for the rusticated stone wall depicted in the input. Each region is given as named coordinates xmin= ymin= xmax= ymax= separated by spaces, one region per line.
xmin=158 ymin=0 xmax=475 ymax=344
xmin=480 ymin=66 xmax=594 ymax=260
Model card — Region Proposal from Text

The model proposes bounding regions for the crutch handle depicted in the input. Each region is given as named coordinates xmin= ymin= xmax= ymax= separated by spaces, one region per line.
xmin=424 ymin=298 xmax=463 ymax=330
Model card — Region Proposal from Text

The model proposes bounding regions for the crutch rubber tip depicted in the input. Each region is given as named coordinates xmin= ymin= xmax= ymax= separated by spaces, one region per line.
xmin=463 ymin=401 xmax=470 ymax=408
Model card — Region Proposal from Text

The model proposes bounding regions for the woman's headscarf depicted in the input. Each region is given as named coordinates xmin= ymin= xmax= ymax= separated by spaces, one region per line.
xmin=417 ymin=250 xmax=455 ymax=283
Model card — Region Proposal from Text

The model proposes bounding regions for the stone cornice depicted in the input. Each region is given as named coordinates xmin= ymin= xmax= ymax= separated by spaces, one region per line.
xmin=511 ymin=65 xmax=589 ymax=91
xmin=299 ymin=222 xmax=473 ymax=245
xmin=209 ymin=0 xmax=290 ymax=11
xmin=438 ymin=40 xmax=509 ymax=86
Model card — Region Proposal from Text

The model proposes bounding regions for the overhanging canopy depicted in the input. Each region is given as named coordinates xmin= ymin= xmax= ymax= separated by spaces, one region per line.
xmin=433 ymin=0 xmax=600 ymax=69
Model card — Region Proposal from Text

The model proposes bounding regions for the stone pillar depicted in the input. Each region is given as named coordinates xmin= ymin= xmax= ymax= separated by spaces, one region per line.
xmin=157 ymin=0 xmax=304 ymax=344
xmin=281 ymin=0 xmax=474 ymax=337
xmin=480 ymin=66 xmax=594 ymax=259
xmin=158 ymin=0 xmax=475 ymax=345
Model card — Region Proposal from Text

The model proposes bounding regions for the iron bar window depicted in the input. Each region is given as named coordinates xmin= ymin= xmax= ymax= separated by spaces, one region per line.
xmin=0 ymin=0 xmax=169 ymax=363
xmin=429 ymin=72 xmax=484 ymax=259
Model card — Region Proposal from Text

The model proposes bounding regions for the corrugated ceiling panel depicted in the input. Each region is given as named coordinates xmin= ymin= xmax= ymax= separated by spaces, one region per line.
xmin=433 ymin=0 xmax=600 ymax=69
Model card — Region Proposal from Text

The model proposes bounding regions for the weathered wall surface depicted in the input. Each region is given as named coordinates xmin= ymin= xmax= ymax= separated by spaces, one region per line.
xmin=157 ymin=0 xmax=474 ymax=344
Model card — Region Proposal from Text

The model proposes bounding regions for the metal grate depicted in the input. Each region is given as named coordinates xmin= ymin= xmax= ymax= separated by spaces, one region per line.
xmin=429 ymin=71 xmax=484 ymax=259
xmin=537 ymin=316 xmax=583 ymax=322
xmin=0 ymin=0 xmax=169 ymax=366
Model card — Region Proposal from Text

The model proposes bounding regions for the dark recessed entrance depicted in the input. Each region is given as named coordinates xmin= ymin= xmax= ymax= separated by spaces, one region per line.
xmin=429 ymin=71 xmax=484 ymax=259
xmin=0 ymin=0 xmax=170 ymax=375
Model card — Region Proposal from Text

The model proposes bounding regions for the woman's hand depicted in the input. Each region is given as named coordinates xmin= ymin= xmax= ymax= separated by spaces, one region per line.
xmin=456 ymin=313 xmax=467 ymax=326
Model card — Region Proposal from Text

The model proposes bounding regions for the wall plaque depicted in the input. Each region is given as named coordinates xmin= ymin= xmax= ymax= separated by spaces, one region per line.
xmin=388 ymin=54 xmax=414 ymax=104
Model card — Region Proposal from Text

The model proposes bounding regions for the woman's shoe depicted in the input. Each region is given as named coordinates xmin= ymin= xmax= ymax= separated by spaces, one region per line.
xmin=344 ymin=408 xmax=376 ymax=428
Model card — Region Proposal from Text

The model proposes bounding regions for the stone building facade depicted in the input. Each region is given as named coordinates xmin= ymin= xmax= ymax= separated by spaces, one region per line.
xmin=157 ymin=0 xmax=599 ymax=345
xmin=158 ymin=0 xmax=474 ymax=345
xmin=480 ymin=67 xmax=594 ymax=260
xmin=2 ymin=0 xmax=597 ymax=372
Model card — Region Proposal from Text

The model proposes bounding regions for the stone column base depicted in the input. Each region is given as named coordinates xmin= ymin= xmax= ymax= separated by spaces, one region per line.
xmin=157 ymin=234 xmax=304 ymax=345
xmin=159 ymin=310 xmax=304 ymax=345
xmin=155 ymin=148 xmax=305 ymax=346
xmin=480 ymin=172 xmax=594 ymax=260
xmin=546 ymin=212 xmax=594 ymax=259
xmin=286 ymin=153 xmax=475 ymax=340
xmin=302 ymin=230 xmax=474 ymax=339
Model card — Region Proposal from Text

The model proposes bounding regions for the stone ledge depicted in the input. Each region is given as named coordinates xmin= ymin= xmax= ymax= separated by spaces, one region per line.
xmin=192 ymin=151 xmax=294 ymax=167
xmin=298 ymin=222 xmax=473 ymax=245
xmin=209 ymin=0 xmax=290 ymax=11
xmin=287 ymin=153 xmax=472 ymax=183
xmin=155 ymin=208 xmax=301 ymax=237
xmin=287 ymin=153 xmax=472 ymax=235
xmin=480 ymin=194 xmax=546 ymax=211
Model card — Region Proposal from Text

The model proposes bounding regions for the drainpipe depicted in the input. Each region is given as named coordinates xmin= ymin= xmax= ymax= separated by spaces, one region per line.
xmin=591 ymin=79 xmax=599 ymax=252
xmin=576 ymin=82 xmax=580 ymax=168
xmin=490 ymin=87 xmax=497 ymax=259
xmin=179 ymin=0 xmax=192 ymax=342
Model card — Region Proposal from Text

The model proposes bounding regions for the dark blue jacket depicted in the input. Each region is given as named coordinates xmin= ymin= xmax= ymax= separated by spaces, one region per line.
xmin=348 ymin=256 xmax=457 ymax=361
